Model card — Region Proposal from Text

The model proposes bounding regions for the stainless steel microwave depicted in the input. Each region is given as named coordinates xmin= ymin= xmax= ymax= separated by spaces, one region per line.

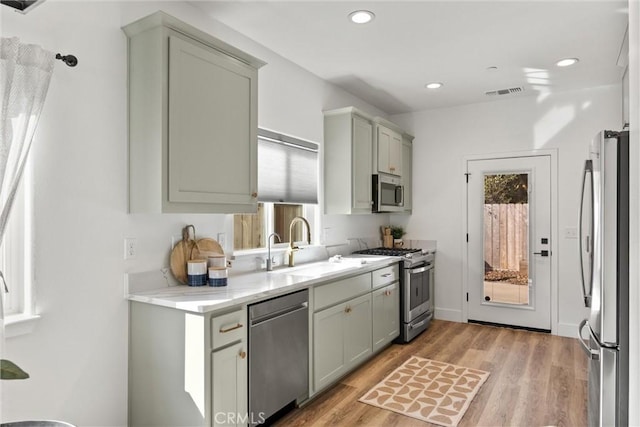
xmin=372 ymin=173 xmax=404 ymax=212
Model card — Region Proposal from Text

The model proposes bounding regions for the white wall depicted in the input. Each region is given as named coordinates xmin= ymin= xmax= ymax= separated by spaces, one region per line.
xmin=391 ymin=85 xmax=622 ymax=336
xmin=0 ymin=1 xmax=391 ymax=424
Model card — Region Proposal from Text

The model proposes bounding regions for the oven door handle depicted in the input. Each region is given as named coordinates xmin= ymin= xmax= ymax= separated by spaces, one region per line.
xmin=408 ymin=266 xmax=432 ymax=274
xmin=410 ymin=319 xmax=427 ymax=329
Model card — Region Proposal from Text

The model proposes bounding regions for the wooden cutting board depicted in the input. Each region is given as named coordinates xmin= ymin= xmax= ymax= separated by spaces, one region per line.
xmin=170 ymin=238 xmax=224 ymax=284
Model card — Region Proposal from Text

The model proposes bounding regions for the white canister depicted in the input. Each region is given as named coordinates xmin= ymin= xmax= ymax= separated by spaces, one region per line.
xmin=208 ymin=267 xmax=228 ymax=287
xmin=207 ymin=255 xmax=227 ymax=269
xmin=187 ymin=259 xmax=208 ymax=286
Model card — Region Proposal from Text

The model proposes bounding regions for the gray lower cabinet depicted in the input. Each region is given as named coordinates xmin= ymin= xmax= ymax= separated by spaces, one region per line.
xmin=312 ymin=265 xmax=400 ymax=395
xmin=123 ymin=11 xmax=265 ymax=214
xmin=313 ymin=293 xmax=372 ymax=392
xmin=372 ymin=282 xmax=400 ymax=352
xmin=313 ymin=301 xmax=347 ymax=388
xmin=212 ymin=342 xmax=248 ymax=427
xmin=129 ymin=302 xmax=248 ymax=427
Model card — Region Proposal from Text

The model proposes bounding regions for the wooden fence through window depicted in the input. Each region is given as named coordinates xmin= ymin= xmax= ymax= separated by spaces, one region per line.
xmin=484 ymin=203 xmax=528 ymax=272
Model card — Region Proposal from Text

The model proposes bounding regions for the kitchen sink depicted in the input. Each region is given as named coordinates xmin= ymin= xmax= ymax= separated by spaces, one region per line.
xmin=269 ymin=260 xmax=359 ymax=277
xmin=268 ymin=255 xmax=395 ymax=278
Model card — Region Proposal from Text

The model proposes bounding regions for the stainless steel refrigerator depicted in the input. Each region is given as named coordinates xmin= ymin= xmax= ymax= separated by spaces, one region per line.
xmin=579 ymin=130 xmax=629 ymax=427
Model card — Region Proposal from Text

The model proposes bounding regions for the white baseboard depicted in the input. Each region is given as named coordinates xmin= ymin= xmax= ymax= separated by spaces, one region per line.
xmin=556 ymin=322 xmax=581 ymax=338
xmin=434 ymin=308 xmax=462 ymax=323
xmin=433 ymin=310 xmax=581 ymax=339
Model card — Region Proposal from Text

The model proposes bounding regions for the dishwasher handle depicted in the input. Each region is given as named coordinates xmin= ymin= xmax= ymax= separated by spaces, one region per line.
xmin=250 ymin=302 xmax=308 ymax=327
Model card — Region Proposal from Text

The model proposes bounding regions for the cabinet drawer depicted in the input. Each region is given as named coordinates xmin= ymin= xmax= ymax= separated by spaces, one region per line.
xmin=372 ymin=264 xmax=400 ymax=289
xmin=314 ymin=273 xmax=371 ymax=311
xmin=211 ymin=308 xmax=246 ymax=350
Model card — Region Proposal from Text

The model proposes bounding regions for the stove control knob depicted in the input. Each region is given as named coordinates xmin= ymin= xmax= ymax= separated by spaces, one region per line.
xmin=406 ymin=253 xmax=412 ymax=259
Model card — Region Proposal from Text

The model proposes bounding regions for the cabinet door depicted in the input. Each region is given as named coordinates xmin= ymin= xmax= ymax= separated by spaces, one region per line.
xmin=402 ymin=139 xmax=412 ymax=212
xmin=212 ymin=342 xmax=248 ymax=427
xmin=388 ymin=132 xmax=403 ymax=176
xmin=372 ymin=287 xmax=387 ymax=350
xmin=383 ymin=283 xmax=400 ymax=344
xmin=372 ymin=283 xmax=400 ymax=352
xmin=313 ymin=303 xmax=347 ymax=391
xmin=352 ymin=116 xmax=373 ymax=210
xmin=622 ymin=65 xmax=629 ymax=128
xmin=377 ymin=126 xmax=392 ymax=174
xmin=168 ymin=36 xmax=257 ymax=207
xmin=377 ymin=126 xmax=402 ymax=176
xmin=344 ymin=293 xmax=372 ymax=367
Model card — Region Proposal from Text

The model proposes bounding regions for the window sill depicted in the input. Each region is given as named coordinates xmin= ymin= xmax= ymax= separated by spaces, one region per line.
xmin=233 ymin=244 xmax=322 ymax=258
xmin=3 ymin=313 xmax=40 ymax=338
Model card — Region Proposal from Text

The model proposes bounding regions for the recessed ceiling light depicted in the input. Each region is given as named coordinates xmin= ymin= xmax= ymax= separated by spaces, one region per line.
xmin=425 ymin=82 xmax=443 ymax=89
xmin=349 ymin=10 xmax=375 ymax=24
xmin=556 ymin=58 xmax=579 ymax=67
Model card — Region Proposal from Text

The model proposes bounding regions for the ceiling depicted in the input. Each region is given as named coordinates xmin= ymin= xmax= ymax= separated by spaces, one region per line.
xmin=190 ymin=1 xmax=629 ymax=115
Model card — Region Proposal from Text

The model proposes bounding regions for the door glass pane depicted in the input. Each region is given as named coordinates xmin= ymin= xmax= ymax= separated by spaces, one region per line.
xmin=483 ymin=173 xmax=530 ymax=305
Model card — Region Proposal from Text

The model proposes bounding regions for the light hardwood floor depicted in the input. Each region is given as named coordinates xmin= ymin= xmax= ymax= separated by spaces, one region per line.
xmin=276 ymin=320 xmax=587 ymax=426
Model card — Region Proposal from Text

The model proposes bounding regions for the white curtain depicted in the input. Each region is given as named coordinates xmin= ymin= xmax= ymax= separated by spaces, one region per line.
xmin=0 ymin=37 xmax=54 ymax=243
xmin=0 ymin=37 xmax=54 ymax=306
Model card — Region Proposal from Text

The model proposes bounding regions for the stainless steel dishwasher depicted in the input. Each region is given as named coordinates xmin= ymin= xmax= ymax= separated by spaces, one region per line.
xmin=248 ymin=289 xmax=309 ymax=425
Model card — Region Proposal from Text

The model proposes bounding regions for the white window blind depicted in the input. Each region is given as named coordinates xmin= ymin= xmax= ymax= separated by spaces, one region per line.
xmin=258 ymin=129 xmax=318 ymax=204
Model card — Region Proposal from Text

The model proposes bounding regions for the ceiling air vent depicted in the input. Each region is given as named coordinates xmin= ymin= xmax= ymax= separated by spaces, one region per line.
xmin=485 ymin=86 xmax=524 ymax=96
xmin=1 ymin=0 xmax=47 ymax=13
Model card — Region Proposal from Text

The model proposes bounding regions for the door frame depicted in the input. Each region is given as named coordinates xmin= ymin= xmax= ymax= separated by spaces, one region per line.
xmin=461 ymin=149 xmax=559 ymax=334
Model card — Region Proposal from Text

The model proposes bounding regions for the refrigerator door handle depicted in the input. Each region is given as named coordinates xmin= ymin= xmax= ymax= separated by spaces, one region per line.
xmin=578 ymin=319 xmax=600 ymax=360
xmin=578 ymin=159 xmax=594 ymax=307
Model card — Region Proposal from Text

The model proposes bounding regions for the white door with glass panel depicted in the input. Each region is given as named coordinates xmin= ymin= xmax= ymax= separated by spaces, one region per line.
xmin=466 ymin=156 xmax=551 ymax=331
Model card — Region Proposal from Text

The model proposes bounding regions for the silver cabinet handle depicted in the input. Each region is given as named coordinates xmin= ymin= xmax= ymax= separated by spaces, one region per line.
xmin=381 ymin=273 xmax=392 ymax=278
xmin=219 ymin=323 xmax=243 ymax=333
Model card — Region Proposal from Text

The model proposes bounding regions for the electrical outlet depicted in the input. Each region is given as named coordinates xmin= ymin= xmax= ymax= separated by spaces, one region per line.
xmin=171 ymin=234 xmax=182 ymax=250
xmin=124 ymin=237 xmax=137 ymax=260
xmin=322 ymin=227 xmax=331 ymax=244
xmin=217 ymin=233 xmax=226 ymax=249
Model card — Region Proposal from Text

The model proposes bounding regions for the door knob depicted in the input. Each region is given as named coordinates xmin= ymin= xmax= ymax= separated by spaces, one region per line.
xmin=533 ymin=250 xmax=550 ymax=257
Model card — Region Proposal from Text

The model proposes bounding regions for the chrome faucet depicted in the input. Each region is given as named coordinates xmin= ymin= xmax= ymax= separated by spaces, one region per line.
xmin=266 ymin=232 xmax=281 ymax=271
xmin=287 ymin=216 xmax=311 ymax=267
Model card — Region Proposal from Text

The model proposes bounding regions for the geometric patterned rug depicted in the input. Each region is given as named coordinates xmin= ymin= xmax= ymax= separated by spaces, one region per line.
xmin=359 ymin=356 xmax=490 ymax=427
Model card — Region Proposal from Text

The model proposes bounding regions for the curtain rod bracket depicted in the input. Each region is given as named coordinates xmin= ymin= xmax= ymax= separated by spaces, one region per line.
xmin=55 ymin=53 xmax=78 ymax=67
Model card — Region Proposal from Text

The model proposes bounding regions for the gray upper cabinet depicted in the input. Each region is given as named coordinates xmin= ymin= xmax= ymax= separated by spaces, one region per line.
xmin=622 ymin=65 xmax=629 ymax=128
xmin=402 ymin=134 xmax=413 ymax=213
xmin=618 ymin=25 xmax=629 ymax=129
xmin=324 ymin=107 xmax=374 ymax=214
xmin=374 ymin=120 xmax=403 ymax=177
xmin=123 ymin=12 xmax=265 ymax=213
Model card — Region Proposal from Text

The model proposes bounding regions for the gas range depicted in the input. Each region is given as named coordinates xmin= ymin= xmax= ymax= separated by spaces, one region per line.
xmin=353 ymin=247 xmax=433 ymax=267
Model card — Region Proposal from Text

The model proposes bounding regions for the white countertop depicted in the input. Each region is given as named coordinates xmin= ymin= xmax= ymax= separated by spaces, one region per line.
xmin=127 ymin=256 xmax=399 ymax=314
